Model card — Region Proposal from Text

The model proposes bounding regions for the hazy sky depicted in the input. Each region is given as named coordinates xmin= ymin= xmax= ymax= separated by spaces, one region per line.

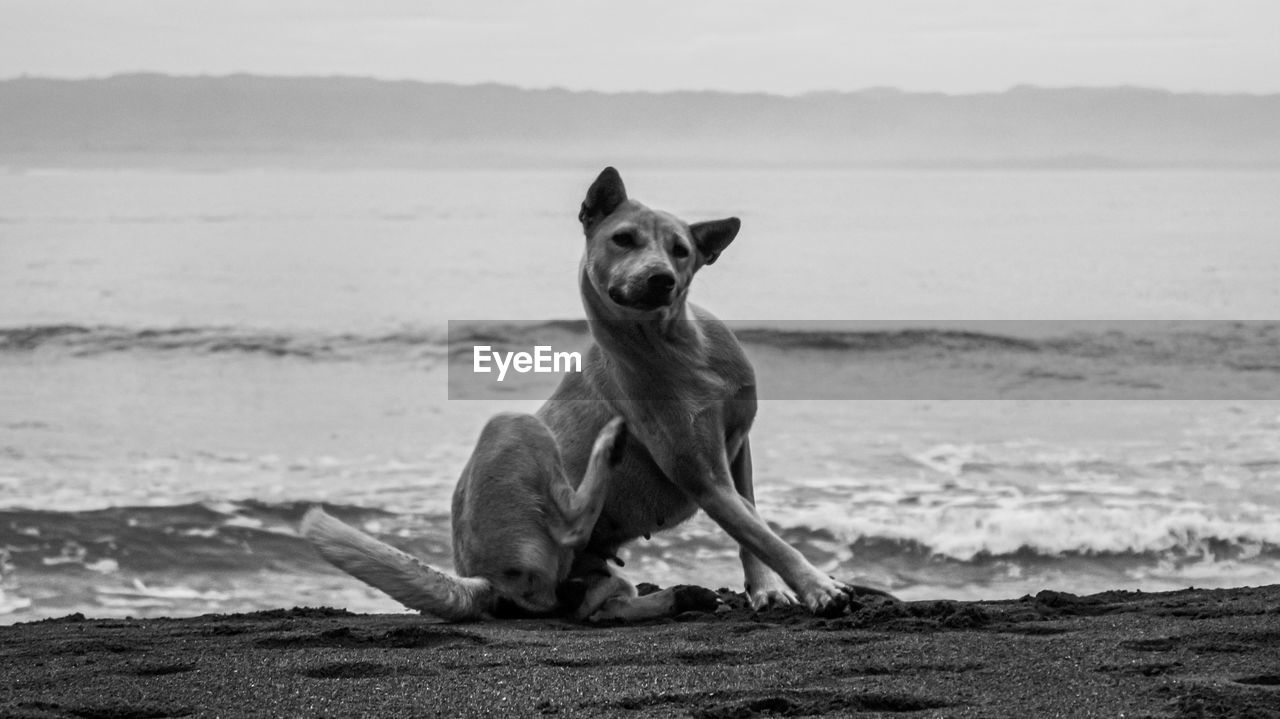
xmin=3 ymin=0 xmax=1278 ymax=94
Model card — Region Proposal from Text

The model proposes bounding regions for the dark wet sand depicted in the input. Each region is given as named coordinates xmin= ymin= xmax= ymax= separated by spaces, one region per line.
xmin=2 ymin=585 xmax=1278 ymax=718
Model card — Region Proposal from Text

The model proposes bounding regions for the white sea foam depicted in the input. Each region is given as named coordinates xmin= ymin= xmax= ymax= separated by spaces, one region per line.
xmin=0 ymin=589 xmax=32 ymax=615
xmin=84 ymin=559 xmax=119 ymax=574
xmin=759 ymin=474 xmax=1280 ymax=561
xmin=97 ymin=579 xmax=230 ymax=602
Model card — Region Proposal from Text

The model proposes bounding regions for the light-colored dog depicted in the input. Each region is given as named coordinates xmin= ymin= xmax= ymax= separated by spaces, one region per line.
xmin=303 ymin=167 xmax=858 ymax=620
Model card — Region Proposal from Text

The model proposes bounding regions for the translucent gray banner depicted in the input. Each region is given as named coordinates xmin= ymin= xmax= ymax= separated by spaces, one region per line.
xmin=447 ymin=320 xmax=1280 ymax=400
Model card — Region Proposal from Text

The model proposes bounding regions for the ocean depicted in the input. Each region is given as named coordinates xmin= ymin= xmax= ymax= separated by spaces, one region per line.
xmin=1 ymin=167 xmax=1278 ymax=622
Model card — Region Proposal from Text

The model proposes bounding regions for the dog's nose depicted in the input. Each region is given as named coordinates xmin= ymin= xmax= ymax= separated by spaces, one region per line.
xmin=647 ymin=272 xmax=676 ymax=293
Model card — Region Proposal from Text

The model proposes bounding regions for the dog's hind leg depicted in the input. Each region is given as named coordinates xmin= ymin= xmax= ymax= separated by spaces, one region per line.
xmin=565 ymin=553 xmax=647 ymax=621
xmin=574 ymin=563 xmax=717 ymax=623
xmin=549 ymin=417 xmax=626 ymax=550
xmin=591 ymin=587 xmax=680 ymax=622
xmin=575 ymin=564 xmax=638 ymax=620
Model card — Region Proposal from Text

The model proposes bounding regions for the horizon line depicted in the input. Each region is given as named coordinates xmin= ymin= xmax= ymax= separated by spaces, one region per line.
xmin=5 ymin=72 xmax=1280 ymax=100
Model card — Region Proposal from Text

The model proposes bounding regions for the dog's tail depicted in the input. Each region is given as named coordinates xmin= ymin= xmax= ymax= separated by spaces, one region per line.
xmin=300 ymin=507 xmax=494 ymax=621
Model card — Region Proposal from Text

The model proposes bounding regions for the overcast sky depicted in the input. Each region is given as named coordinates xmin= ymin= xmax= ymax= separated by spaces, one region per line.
xmin=3 ymin=0 xmax=1278 ymax=94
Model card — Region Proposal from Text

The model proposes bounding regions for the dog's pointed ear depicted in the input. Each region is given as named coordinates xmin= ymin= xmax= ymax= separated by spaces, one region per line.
xmin=579 ymin=167 xmax=628 ymax=233
xmin=690 ymin=217 xmax=741 ymax=266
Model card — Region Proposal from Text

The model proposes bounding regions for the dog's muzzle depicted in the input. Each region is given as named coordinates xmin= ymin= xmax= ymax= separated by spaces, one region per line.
xmin=609 ymin=271 xmax=677 ymax=310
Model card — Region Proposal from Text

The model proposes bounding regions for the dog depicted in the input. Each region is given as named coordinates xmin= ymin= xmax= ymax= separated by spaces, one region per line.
xmin=303 ymin=167 xmax=860 ymax=620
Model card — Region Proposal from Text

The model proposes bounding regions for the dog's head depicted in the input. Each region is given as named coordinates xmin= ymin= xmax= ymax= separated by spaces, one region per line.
xmin=456 ymin=519 xmax=565 ymax=615
xmin=483 ymin=539 xmax=562 ymax=615
xmin=578 ymin=167 xmax=740 ymax=319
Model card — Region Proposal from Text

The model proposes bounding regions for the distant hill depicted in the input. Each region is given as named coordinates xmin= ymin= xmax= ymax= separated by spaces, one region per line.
xmin=2 ymin=74 xmax=1278 ymax=168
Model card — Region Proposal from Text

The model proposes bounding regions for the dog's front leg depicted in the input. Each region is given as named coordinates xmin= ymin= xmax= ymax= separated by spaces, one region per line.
xmin=730 ymin=437 xmax=800 ymax=609
xmin=684 ymin=451 xmax=850 ymax=615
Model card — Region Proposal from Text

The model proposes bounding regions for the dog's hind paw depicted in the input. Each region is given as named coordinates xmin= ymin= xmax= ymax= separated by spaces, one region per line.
xmin=593 ymin=416 xmax=628 ymax=467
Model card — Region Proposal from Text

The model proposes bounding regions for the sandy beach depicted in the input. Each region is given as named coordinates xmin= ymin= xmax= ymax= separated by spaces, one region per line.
xmin=2 ymin=584 xmax=1277 ymax=718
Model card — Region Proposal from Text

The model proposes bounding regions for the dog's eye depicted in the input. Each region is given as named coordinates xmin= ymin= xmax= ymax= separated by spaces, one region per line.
xmin=611 ymin=232 xmax=636 ymax=248
xmin=672 ymin=243 xmax=690 ymax=259
xmin=502 ymin=568 xmax=523 ymax=579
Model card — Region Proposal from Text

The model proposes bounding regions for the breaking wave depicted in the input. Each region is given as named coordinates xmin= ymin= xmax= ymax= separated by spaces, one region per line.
xmin=4 ymin=320 xmax=1278 ymax=367
xmin=3 ymin=497 xmax=1276 ymax=587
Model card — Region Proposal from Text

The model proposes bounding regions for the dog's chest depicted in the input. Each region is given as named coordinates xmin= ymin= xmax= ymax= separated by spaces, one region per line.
xmin=591 ymin=460 xmax=698 ymax=550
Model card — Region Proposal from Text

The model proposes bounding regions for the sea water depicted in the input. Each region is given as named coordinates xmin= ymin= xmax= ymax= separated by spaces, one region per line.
xmin=1 ymin=167 xmax=1278 ymax=622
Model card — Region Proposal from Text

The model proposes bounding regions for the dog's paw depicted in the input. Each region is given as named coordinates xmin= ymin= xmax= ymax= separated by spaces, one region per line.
xmin=591 ymin=416 xmax=628 ymax=467
xmin=746 ymin=571 xmax=800 ymax=610
xmin=748 ymin=586 xmax=799 ymax=610
xmin=800 ymin=576 xmax=854 ymax=618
